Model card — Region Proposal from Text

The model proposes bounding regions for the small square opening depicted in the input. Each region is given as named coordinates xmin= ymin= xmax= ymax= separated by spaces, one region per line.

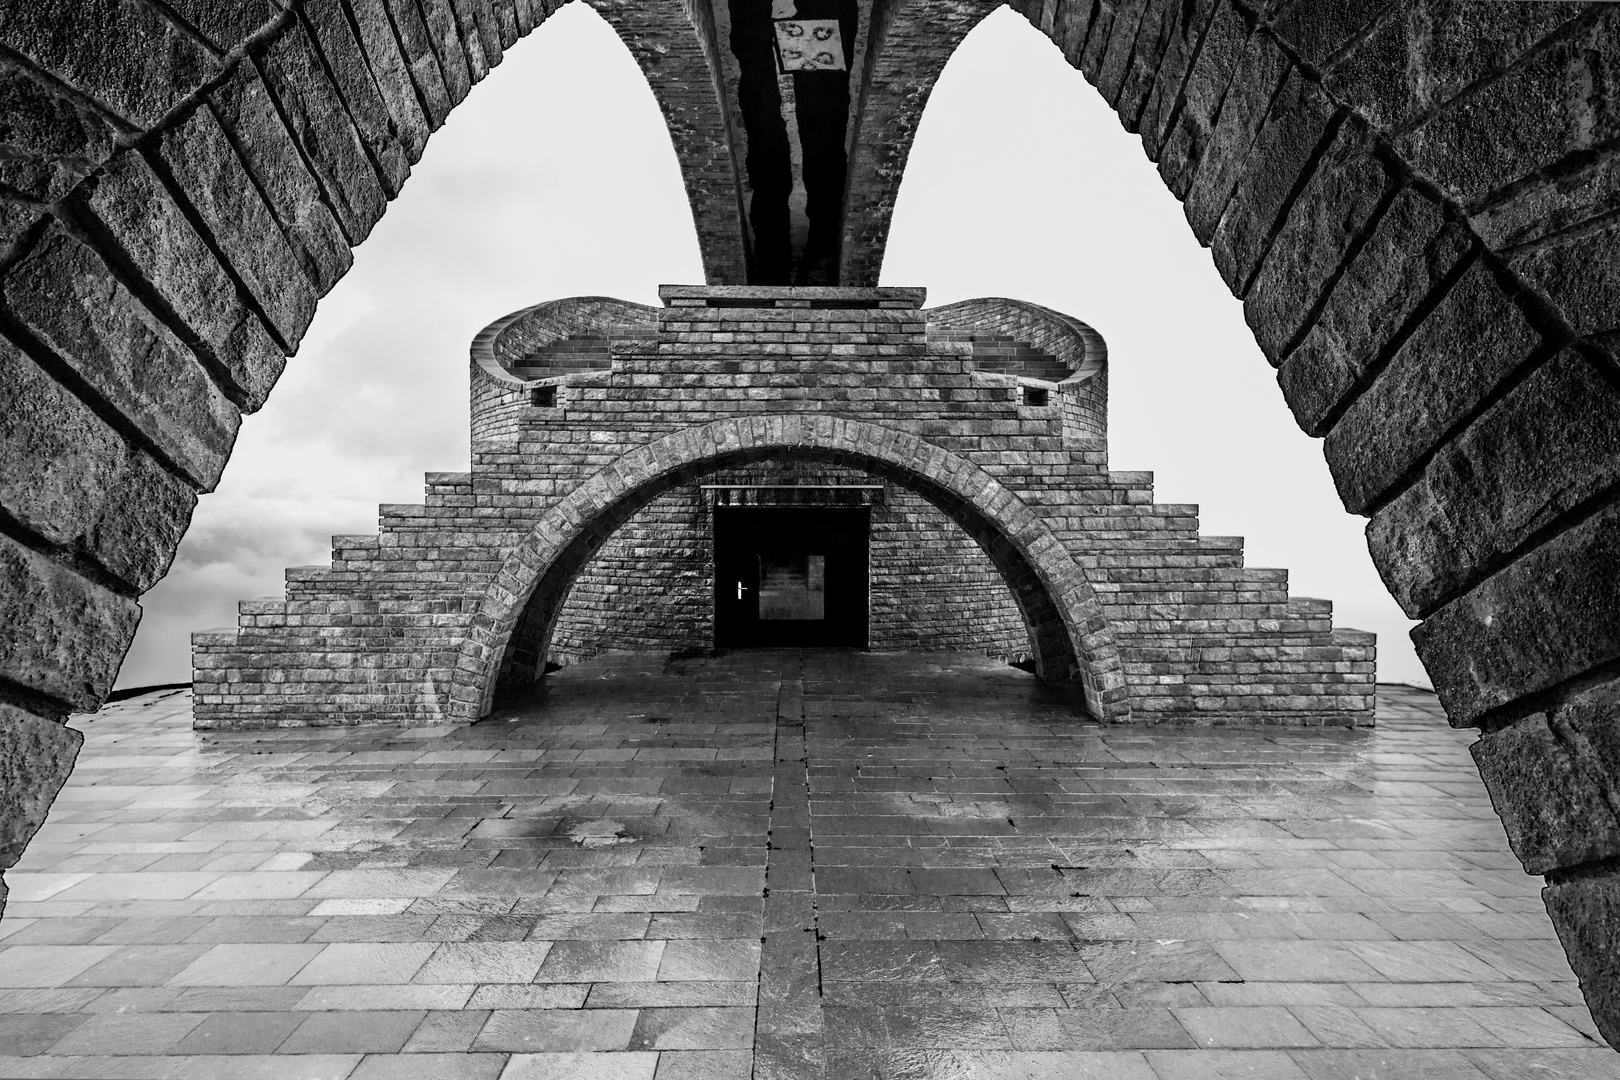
xmin=530 ymin=385 xmax=557 ymax=408
xmin=1022 ymin=386 xmax=1049 ymax=407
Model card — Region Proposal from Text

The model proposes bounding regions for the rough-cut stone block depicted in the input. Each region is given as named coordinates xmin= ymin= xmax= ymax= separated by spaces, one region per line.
xmin=1325 ymin=1 xmax=1584 ymax=133
xmin=1469 ymin=146 xmax=1620 ymax=254
xmin=0 ymin=57 xmax=117 ymax=203
xmin=4 ymin=224 xmax=241 ymax=489
xmin=1323 ymin=260 xmax=1540 ymax=515
xmin=157 ymin=106 xmax=318 ymax=352
xmin=1544 ymin=867 xmax=1620 ymax=1046
xmin=1137 ymin=0 xmax=1219 ymax=159
xmin=207 ymin=63 xmax=352 ymax=296
xmin=418 ymin=0 xmax=475 ymax=103
xmin=1369 ymin=350 xmax=1620 ymax=617
xmin=1095 ymin=0 xmax=1150 ymax=106
xmin=1268 ymin=0 xmax=1395 ymax=68
xmin=0 ymin=533 xmax=139 ymax=711
xmin=1210 ymin=68 xmax=1337 ymax=297
xmin=0 ymin=334 xmax=197 ymax=591
xmin=1472 ymin=713 xmax=1620 ymax=876
xmin=303 ymin=0 xmax=413 ymax=194
xmin=1278 ymin=186 xmax=1470 ymax=437
xmin=1113 ymin=0 xmax=1176 ymax=127
xmin=342 ymin=0 xmax=434 ymax=159
xmin=1509 ymin=220 xmax=1620 ymax=342
xmin=1243 ymin=121 xmax=1392 ymax=363
xmin=1182 ymin=28 xmax=1290 ymax=244
xmin=258 ymin=24 xmax=389 ymax=245
xmin=1396 ymin=8 xmax=1620 ymax=208
xmin=1157 ymin=0 xmax=1249 ymax=200
xmin=0 ymin=0 xmax=218 ymax=127
xmin=0 ymin=703 xmax=81 ymax=870
xmin=379 ymin=0 xmax=455 ymax=128
xmin=1415 ymin=501 xmax=1620 ymax=727
xmin=83 ymin=150 xmax=287 ymax=410
xmin=451 ymin=0 xmax=503 ymax=73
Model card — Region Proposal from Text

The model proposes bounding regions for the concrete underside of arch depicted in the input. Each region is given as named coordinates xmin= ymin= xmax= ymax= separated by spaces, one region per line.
xmin=1 ymin=0 xmax=1618 ymax=1048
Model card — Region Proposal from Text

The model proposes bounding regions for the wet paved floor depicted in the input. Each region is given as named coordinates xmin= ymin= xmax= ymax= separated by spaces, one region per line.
xmin=0 ymin=651 xmax=1613 ymax=1079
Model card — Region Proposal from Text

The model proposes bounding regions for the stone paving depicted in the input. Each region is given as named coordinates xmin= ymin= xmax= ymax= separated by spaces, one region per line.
xmin=0 ymin=651 xmax=1613 ymax=1079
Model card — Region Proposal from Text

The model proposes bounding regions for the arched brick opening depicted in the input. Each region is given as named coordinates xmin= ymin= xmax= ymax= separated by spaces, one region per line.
xmin=1 ymin=0 xmax=1618 ymax=1044
xmin=452 ymin=415 xmax=1129 ymax=722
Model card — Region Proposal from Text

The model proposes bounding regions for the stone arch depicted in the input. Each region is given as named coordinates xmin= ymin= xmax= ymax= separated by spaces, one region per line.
xmin=1 ymin=0 xmax=1618 ymax=1045
xmin=450 ymin=415 xmax=1128 ymax=722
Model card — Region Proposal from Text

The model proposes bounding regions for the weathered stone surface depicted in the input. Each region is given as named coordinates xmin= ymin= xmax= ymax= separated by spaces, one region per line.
xmin=257 ymin=24 xmax=389 ymax=246
xmin=378 ymin=0 xmax=455 ymax=128
xmin=418 ymin=0 xmax=475 ymax=104
xmin=84 ymin=149 xmax=287 ymax=409
xmin=303 ymin=0 xmax=413 ymax=194
xmin=1243 ymin=121 xmax=1393 ymax=364
xmin=1508 ymin=220 xmax=1620 ymax=342
xmin=451 ymin=0 xmax=503 ymax=75
xmin=207 ymin=63 xmax=353 ymax=296
xmin=1369 ymin=350 xmax=1620 ymax=617
xmin=1268 ymin=0 xmax=1396 ymax=68
xmin=156 ymin=0 xmax=285 ymax=53
xmin=341 ymin=0 xmax=434 ymax=159
xmin=1472 ymin=712 xmax=1620 ymax=876
xmin=1113 ymin=0 xmax=1175 ymax=127
xmin=1323 ymin=260 xmax=1540 ymax=515
xmin=1278 ymin=186 xmax=1471 ymax=437
xmin=1182 ymin=28 xmax=1290 ymax=244
xmin=0 ymin=703 xmax=81 ymax=869
xmin=0 ymin=334 xmax=197 ymax=591
xmin=1545 ymin=867 xmax=1620 ymax=1047
xmin=157 ymin=105 xmax=318 ymax=352
xmin=1157 ymin=0 xmax=1249 ymax=200
xmin=1396 ymin=6 xmax=1620 ymax=208
xmin=1136 ymin=0 xmax=1218 ymax=160
xmin=3 ymin=223 xmax=241 ymax=489
xmin=0 ymin=533 xmax=140 ymax=711
xmin=1470 ymin=147 xmax=1620 ymax=253
xmin=1209 ymin=67 xmax=1336 ymax=298
xmin=1094 ymin=0 xmax=1150 ymax=107
xmin=1325 ymin=0 xmax=1586 ymax=133
xmin=1415 ymin=501 xmax=1620 ymax=728
xmin=0 ymin=55 xmax=117 ymax=203
xmin=0 ymin=0 xmax=217 ymax=127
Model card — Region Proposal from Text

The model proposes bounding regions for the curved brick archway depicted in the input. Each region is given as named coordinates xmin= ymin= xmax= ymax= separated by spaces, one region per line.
xmin=450 ymin=415 xmax=1129 ymax=722
xmin=1 ymin=0 xmax=1619 ymax=1044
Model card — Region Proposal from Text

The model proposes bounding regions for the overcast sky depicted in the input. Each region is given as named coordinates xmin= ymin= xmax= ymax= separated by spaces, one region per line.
xmin=114 ymin=4 xmax=1429 ymax=691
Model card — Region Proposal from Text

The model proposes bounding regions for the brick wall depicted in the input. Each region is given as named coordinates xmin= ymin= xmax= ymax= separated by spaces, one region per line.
xmin=195 ymin=286 xmax=1373 ymax=733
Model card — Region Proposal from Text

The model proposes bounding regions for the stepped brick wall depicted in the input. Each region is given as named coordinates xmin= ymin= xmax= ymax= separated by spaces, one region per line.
xmin=194 ymin=286 xmax=1374 ymax=730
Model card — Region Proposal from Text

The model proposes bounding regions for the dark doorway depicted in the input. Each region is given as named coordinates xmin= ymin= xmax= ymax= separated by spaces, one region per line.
xmin=714 ymin=505 xmax=869 ymax=648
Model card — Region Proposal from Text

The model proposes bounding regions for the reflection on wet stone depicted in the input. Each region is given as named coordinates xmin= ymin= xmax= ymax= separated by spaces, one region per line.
xmin=0 ymin=652 xmax=1613 ymax=1077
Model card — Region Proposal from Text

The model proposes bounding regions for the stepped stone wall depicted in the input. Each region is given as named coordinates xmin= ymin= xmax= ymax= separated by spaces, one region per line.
xmin=194 ymin=286 xmax=1375 ymax=731
xmin=0 ymin=0 xmax=1617 ymax=1046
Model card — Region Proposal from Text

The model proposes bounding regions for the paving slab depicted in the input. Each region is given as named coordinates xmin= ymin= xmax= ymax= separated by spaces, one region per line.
xmin=0 ymin=651 xmax=1607 ymax=1076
